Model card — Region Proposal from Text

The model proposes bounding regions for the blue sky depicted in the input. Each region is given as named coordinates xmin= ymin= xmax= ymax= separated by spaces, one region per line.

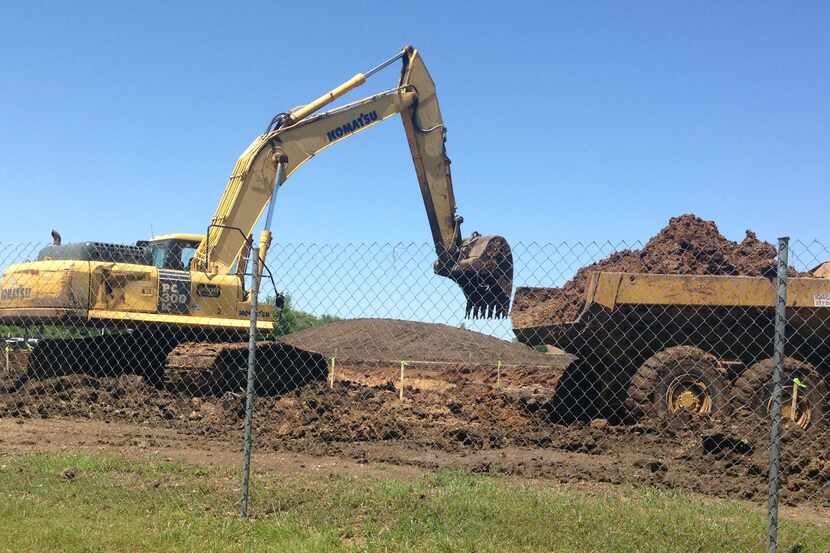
xmin=2 ymin=2 xmax=828 ymax=336
xmin=2 ymin=1 xmax=828 ymax=250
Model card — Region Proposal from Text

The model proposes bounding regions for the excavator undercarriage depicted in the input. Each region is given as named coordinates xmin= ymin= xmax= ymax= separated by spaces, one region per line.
xmin=15 ymin=324 xmax=325 ymax=396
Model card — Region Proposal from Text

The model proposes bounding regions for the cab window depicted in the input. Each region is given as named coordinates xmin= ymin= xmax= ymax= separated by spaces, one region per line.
xmin=180 ymin=244 xmax=197 ymax=270
xmin=149 ymin=240 xmax=199 ymax=271
xmin=151 ymin=247 xmax=167 ymax=269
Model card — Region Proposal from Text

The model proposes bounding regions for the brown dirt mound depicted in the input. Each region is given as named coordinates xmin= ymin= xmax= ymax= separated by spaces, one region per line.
xmin=279 ymin=318 xmax=554 ymax=365
xmin=512 ymin=214 xmax=779 ymax=328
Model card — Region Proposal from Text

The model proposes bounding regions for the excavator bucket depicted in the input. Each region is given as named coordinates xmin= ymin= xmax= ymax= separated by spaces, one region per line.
xmin=441 ymin=233 xmax=513 ymax=319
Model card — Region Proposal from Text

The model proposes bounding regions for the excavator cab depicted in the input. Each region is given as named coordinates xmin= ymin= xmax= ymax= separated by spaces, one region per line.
xmin=146 ymin=235 xmax=201 ymax=272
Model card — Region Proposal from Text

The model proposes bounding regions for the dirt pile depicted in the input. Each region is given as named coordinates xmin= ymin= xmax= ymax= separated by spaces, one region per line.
xmin=511 ymin=214 xmax=779 ymax=328
xmin=279 ymin=318 xmax=554 ymax=365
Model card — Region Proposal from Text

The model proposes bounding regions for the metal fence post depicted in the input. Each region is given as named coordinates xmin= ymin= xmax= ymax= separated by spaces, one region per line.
xmin=239 ymin=245 xmax=261 ymax=518
xmin=238 ymin=153 xmax=287 ymax=518
xmin=767 ymin=237 xmax=789 ymax=553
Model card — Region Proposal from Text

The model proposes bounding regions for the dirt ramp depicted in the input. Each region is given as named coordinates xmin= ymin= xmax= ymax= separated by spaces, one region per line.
xmin=512 ymin=214 xmax=779 ymax=329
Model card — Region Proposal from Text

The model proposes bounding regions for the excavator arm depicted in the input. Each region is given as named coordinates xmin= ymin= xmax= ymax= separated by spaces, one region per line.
xmin=192 ymin=46 xmax=513 ymax=318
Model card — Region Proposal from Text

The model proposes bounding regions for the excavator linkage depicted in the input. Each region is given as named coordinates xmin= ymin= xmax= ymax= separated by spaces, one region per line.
xmin=197 ymin=45 xmax=514 ymax=320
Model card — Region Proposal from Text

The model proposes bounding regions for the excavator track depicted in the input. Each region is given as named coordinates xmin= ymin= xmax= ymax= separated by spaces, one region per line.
xmin=165 ymin=341 xmax=327 ymax=395
xmin=24 ymin=332 xmax=170 ymax=382
xmin=18 ymin=332 xmax=326 ymax=396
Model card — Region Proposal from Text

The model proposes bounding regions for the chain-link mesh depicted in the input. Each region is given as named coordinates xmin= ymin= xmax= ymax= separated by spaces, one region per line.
xmin=0 ymin=237 xmax=828 ymax=518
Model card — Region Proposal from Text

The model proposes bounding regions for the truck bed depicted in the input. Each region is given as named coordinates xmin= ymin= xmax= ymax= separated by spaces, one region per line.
xmin=513 ymin=272 xmax=830 ymax=369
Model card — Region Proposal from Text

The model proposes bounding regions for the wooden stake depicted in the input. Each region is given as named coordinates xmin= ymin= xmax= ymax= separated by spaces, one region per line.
xmin=399 ymin=361 xmax=407 ymax=400
xmin=791 ymin=382 xmax=799 ymax=423
xmin=329 ymin=356 xmax=336 ymax=389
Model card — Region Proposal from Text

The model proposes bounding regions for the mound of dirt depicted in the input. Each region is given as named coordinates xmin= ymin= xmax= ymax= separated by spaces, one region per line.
xmin=279 ymin=318 xmax=554 ymax=365
xmin=511 ymin=214 xmax=779 ymax=328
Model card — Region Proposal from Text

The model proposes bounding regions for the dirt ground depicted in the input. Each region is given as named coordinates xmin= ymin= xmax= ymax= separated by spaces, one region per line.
xmin=1 ymin=309 xmax=827 ymax=512
xmin=2 ymin=417 xmax=827 ymax=527
xmin=511 ymin=214 xmax=782 ymax=328
xmin=1 ymin=368 xmax=828 ymax=509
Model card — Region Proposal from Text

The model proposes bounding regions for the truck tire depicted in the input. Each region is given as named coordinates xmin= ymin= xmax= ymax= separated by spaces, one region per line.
xmin=625 ymin=346 xmax=725 ymax=419
xmin=549 ymin=356 xmax=618 ymax=423
xmin=732 ymin=357 xmax=826 ymax=429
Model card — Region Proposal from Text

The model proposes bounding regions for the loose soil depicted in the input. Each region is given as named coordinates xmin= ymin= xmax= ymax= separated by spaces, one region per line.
xmin=511 ymin=214 xmax=781 ymax=328
xmin=1 ymin=371 xmax=828 ymax=508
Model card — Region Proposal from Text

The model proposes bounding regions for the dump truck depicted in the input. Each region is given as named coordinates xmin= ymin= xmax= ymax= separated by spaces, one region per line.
xmin=513 ymin=267 xmax=830 ymax=428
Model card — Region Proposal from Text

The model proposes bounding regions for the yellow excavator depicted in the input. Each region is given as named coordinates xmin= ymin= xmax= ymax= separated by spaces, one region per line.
xmin=0 ymin=46 xmax=513 ymax=391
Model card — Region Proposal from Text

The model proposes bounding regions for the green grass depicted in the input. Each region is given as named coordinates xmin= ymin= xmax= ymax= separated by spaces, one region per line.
xmin=0 ymin=324 xmax=109 ymax=339
xmin=0 ymin=452 xmax=826 ymax=552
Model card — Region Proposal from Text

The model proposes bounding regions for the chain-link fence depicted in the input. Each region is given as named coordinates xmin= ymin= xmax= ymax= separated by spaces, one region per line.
xmin=0 ymin=236 xmax=828 ymax=549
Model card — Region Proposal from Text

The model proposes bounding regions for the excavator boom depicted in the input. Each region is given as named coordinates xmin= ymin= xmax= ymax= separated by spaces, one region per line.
xmin=194 ymin=46 xmax=513 ymax=317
